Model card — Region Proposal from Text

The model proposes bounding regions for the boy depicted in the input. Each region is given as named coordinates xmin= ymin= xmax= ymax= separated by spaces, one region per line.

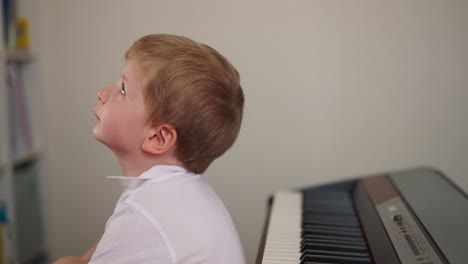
xmin=54 ymin=34 xmax=245 ymax=264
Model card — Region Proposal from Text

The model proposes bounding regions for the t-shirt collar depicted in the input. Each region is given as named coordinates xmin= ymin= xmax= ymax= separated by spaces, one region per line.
xmin=107 ymin=165 xmax=192 ymax=190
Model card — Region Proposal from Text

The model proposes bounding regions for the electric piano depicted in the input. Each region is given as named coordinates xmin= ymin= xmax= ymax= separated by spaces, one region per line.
xmin=256 ymin=167 xmax=468 ymax=264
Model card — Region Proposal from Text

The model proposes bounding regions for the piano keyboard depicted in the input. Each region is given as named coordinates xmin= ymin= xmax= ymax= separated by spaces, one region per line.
xmin=257 ymin=168 xmax=468 ymax=264
xmin=261 ymin=187 xmax=372 ymax=264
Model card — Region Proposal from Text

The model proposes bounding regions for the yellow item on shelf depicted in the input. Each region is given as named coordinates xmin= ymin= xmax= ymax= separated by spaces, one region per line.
xmin=16 ymin=18 xmax=30 ymax=50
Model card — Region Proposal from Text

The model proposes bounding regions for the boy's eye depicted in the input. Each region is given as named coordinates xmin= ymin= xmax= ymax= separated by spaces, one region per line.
xmin=120 ymin=82 xmax=126 ymax=95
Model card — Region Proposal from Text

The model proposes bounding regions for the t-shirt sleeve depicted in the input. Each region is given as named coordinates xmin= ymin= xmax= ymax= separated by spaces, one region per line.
xmin=88 ymin=203 xmax=173 ymax=264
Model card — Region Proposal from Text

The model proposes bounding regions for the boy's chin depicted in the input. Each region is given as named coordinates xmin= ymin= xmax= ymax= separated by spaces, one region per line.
xmin=92 ymin=130 xmax=124 ymax=152
xmin=92 ymin=128 xmax=105 ymax=143
xmin=93 ymin=134 xmax=115 ymax=151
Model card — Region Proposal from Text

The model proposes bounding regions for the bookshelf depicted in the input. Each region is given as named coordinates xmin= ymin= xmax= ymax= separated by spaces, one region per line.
xmin=0 ymin=1 xmax=47 ymax=264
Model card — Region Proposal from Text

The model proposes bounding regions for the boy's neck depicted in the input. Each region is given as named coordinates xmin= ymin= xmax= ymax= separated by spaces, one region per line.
xmin=114 ymin=151 xmax=183 ymax=177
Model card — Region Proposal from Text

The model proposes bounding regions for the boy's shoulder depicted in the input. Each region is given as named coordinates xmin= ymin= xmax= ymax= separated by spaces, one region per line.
xmin=109 ymin=169 xmax=245 ymax=263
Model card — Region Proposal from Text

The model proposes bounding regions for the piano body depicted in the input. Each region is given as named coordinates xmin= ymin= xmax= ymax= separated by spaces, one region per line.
xmin=256 ymin=167 xmax=468 ymax=264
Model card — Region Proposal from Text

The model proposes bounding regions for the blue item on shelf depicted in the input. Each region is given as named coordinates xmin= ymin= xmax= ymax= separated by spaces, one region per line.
xmin=0 ymin=202 xmax=7 ymax=223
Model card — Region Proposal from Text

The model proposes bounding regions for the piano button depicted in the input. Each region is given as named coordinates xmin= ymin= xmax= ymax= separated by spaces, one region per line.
xmin=392 ymin=214 xmax=403 ymax=222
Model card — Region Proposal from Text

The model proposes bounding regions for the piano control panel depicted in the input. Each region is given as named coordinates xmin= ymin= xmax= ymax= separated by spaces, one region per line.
xmin=376 ymin=197 xmax=444 ymax=264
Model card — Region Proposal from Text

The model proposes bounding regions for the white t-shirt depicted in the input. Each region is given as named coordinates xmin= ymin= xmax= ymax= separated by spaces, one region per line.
xmin=89 ymin=165 xmax=245 ymax=264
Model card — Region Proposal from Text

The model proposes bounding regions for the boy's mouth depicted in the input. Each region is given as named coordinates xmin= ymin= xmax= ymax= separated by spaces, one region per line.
xmin=93 ymin=108 xmax=100 ymax=120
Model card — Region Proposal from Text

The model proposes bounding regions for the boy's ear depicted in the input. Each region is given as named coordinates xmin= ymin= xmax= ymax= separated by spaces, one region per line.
xmin=141 ymin=124 xmax=177 ymax=155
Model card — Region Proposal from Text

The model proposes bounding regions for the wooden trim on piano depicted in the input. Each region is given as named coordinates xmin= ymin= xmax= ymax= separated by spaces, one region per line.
xmin=362 ymin=175 xmax=398 ymax=205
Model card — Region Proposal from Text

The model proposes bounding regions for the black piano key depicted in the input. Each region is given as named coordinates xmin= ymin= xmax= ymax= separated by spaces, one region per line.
xmin=301 ymin=242 xmax=368 ymax=253
xmin=301 ymin=236 xmax=366 ymax=246
xmin=303 ymin=207 xmax=356 ymax=214
xmin=303 ymin=208 xmax=356 ymax=216
xmin=303 ymin=200 xmax=354 ymax=208
xmin=300 ymin=254 xmax=371 ymax=264
xmin=303 ymin=191 xmax=351 ymax=199
xmin=302 ymin=199 xmax=353 ymax=208
xmin=303 ymin=219 xmax=360 ymax=229
xmin=302 ymin=234 xmax=366 ymax=244
xmin=303 ymin=197 xmax=353 ymax=204
xmin=302 ymin=224 xmax=362 ymax=233
xmin=303 ymin=202 xmax=353 ymax=208
xmin=303 ymin=214 xmax=360 ymax=226
xmin=302 ymin=227 xmax=364 ymax=239
xmin=303 ymin=202 xmax=353 ymax=209
xmin=298 ymin=186 xmax=372 ymax=264
xmin=303 ymin=195 xmax=352 ymax=201
xmin=303 ymin=199 xmax=354 ymax=207
xmin=302 ymin=249 xmax=369 ymax=258
xmin=302 ymin=217 xmax=360 ymax=228
xmin=302 ymin=263 xmax=343 ymax=264
xmin=302 ymin=263 xmax=340 ymax=264
xmin=303 ymin=211 xmax=358 ymax=218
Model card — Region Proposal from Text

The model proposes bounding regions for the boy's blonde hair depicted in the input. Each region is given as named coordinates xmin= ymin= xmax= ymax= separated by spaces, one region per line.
xmin=125 ymin=34 xmax=244 ymax=174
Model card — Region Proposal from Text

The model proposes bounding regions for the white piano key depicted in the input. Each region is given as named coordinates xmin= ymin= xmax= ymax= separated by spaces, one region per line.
xmin=261 ymin=191 xmax=302 ymax=264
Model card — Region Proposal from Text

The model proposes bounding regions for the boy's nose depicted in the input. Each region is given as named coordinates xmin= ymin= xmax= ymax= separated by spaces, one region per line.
xmin=97 ymin=86 xmax=110 ymax=103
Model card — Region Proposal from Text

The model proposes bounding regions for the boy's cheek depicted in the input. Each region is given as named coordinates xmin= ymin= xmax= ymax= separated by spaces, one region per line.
xmin=93 ymin=105 xmax=146 ymax=146
xmin=97 ymin=114 xmax=142 ymax=141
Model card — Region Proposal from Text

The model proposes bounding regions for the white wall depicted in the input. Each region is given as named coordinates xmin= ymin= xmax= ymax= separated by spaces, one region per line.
xmin=35 ymin=1 xmax=468 ymax=263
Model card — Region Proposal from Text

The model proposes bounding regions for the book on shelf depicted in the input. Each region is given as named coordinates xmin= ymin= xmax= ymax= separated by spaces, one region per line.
xmin=2 ymin=0 xmax=17 ymax=50
xmin=0 ymin=201 xmax=7 ymax=264
xmin=6 ymin=62 xmax=32 ymax=157
xmin=3 ymin=0 xmax=30 ymax=52
xmin=0 ymin=225 xmax=4 ymax=264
